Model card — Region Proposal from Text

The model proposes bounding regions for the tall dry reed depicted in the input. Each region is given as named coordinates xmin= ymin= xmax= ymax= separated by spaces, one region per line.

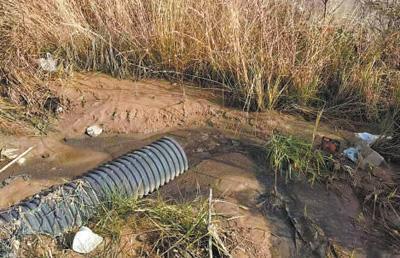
xmin=0 ymin=0 xmax=399 ymax=130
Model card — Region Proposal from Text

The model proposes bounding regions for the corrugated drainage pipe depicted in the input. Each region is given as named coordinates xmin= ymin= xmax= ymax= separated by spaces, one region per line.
xmin=0 ymin=137 xmax=188 ymax=237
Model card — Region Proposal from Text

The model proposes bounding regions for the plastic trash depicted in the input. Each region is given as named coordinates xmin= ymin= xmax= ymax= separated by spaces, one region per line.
xmin=86 ymin=125 xmax=103 ymax=137
xmin=355 ymin=132 xmax=381 ymax=146
xmin=343 ymin=147 xmax=359 ymax=162
xmin=72 ymin=226 xmax=103 ymax=254
xmin=38 ymin=53 xmax=57 ymax=72
xmin=355 ymin=132 xmax=392 ymax=146
xmin=344 ymin=145 xmax=385 ymax=168
xmin=321 ymin=136 xmax=340 ymax=154
xmin=361 ymin=150 xmax=385 ymax=168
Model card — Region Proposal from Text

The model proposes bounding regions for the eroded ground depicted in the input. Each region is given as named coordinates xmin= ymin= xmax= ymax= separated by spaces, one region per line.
xmin=0 ymin=73 xmax=398 ymax=257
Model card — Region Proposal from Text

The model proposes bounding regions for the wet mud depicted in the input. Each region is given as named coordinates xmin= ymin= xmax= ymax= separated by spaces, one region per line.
xmin=0 ymin=74 xmax=398 ymax=257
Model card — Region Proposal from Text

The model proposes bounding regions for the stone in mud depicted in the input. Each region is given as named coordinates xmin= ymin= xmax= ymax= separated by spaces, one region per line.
xmin=86 ymin=125 xmax=103 ymax=137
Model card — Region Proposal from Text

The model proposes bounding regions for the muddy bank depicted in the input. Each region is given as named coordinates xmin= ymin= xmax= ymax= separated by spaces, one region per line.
xmin=0 ymin=74 xmax=398 ymax=257
xmin=1 ymin=129 xmax=397 ymax=257
xmin=0 ymin=73 xmax=341 ymax=207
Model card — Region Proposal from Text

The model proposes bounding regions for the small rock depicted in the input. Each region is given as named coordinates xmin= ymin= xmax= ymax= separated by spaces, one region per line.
xmin=86 ymin=125 xmax=103 ymax=137
xmin=72 ymin=226 xmax=103 ymax=254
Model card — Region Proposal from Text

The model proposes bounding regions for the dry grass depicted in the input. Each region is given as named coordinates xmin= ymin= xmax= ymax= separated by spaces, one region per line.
xmin=0 ymin=0 xmax=399 ymax=133
xmin=91 ymin=196 xmax=214 ymax=257
xmin=371 ymin=111 xmax=400 ymax=162
xmin=14 ymin=195 xmax=232 ymax=257
xmin=357 ymin=174 xmax=400 ymax=250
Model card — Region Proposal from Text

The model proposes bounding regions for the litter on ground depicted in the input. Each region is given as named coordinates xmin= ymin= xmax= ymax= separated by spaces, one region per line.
xmin=37 ymin=53 xmax=57 ymax=72
xmin=72 ymin=227 xmax=103 ymax=254
xmin=343 ymin=147 xmax=359 ymax=162
xmin=86 ymin=125 xmax=103 ymax=137
xmin=355 ymin=132 xmax=392 ymax=146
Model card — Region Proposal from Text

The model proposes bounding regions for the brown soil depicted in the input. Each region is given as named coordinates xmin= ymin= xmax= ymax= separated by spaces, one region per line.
xmin=53 ymin=73 xmax=221 ymax=136
xmin=0 ymin=73 xmax=398 ymax=257
xmin=0 ymin=73 xmax=340 ymax=207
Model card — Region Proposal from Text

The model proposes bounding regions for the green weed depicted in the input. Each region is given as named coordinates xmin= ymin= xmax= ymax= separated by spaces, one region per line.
xmin=266 ymin=133 xmax=331 ymax=189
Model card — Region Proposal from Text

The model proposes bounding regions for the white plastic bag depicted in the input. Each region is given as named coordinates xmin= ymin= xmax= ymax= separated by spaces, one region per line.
xmin=355 ymin=132 xmax=381 ymax=146
xmin=72 ymin=226 xmax=103 ymax=254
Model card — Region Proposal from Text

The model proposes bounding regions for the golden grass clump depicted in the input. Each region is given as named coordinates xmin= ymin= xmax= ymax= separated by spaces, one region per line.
xmin=0 ymin=0 xmax=399 ymax=129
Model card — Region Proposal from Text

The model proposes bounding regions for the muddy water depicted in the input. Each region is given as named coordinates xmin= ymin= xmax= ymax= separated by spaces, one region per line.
xmin=0 ymin=128 xmax=395 ymax=257
xmin=0 ymin=133 xmax=159 ymax=207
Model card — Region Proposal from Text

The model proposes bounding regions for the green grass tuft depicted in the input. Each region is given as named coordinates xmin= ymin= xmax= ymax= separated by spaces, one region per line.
xmin=266 ymin=133 xmax=331 ymax=186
